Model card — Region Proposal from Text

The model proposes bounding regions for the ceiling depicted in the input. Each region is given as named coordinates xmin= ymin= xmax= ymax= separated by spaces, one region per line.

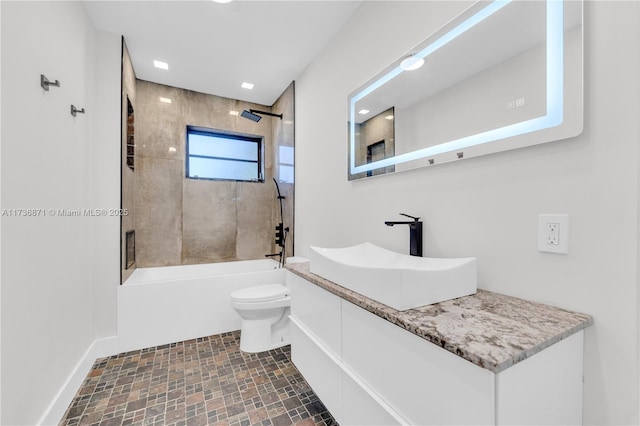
xmin=84 ymin=1 xmax=361 ymax=106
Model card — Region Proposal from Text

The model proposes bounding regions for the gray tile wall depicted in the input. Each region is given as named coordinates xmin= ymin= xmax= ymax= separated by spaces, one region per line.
xmin=121 ymin=40 xmax=137 ymax=283
xmin=130 ymin=80 xmax=294 ymax=267
xmin=272 ymin=82 xmax=296 ymax=259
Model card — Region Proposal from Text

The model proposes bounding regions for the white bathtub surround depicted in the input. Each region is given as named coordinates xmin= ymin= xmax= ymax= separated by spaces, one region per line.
xmin=118 ymin=259 xmax=286 ymax=353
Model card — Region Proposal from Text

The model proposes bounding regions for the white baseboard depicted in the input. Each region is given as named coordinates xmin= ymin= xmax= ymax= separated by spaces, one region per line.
xmin=93 ymin=335 xmax=119 ymax=359
xmin=37 ymin=336 xmax=118 ymax=426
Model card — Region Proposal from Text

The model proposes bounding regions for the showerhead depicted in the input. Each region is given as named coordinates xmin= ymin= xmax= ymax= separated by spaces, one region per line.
xmin=240 ymin=109 xmax=283 ymax=122
xmin=241 ymin=109 xmax=262 ymax=122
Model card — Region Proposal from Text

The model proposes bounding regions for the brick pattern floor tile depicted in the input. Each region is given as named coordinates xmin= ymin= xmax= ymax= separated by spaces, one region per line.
xmin=60 ymin=331 xmax=337 ymax=426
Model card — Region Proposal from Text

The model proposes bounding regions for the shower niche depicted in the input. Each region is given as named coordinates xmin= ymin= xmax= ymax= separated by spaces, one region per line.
xmin=126 ymin=97 xmax=135 ymax=170
xmin=125 ymin=230 xmax=135 ymax=269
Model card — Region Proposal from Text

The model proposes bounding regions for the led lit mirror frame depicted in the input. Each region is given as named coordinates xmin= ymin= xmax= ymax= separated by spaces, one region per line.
xmin=348 ymin=0 xmax=583 ymax=180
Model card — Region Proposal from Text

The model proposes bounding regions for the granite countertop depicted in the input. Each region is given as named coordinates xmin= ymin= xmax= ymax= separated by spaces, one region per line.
xmin=286 ymin=262 xmax=593 ymax=373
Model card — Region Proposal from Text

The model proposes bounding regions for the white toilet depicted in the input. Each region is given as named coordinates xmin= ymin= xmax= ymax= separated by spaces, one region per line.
xmin=230 ymin=284 xmax=291 ymax=353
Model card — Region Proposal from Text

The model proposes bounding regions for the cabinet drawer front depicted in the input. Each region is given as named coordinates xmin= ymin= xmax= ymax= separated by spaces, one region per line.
xmin=290 ymin=318 xmax=342 ymax=422
xmin=342 ymin=369 xmax=406 ymax=426
xmin=342 ymin=301 xmax=495 ymax=425
xmin=289 ymin=273 xmax=342 ymax=357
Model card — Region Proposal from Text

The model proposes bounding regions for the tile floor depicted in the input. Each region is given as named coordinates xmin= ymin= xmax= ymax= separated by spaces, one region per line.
xmin=60 ymin=331 xmax=337 ymax=426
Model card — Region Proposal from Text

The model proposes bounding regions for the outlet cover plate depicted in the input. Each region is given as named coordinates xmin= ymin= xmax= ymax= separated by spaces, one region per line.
xmin=538 ymin=214 xmax=569 ymax=254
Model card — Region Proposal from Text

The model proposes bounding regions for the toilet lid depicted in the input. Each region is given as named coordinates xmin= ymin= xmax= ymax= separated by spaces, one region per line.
xmin=230 ymin=284 xmax=290 ymax=303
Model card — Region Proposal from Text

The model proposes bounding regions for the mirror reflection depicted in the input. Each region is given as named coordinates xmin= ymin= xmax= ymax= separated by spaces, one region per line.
xmin=348 ymin=0 xmax=583 ymax=180
xmin=350 ymin=107 xmax=395 ymax=178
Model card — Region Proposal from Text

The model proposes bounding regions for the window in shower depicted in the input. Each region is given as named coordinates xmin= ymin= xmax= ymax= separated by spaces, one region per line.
xmin=278 ymin=146 xmax=294 ymax=183
xmin=186 ymin=126 xmax=264 ymax=182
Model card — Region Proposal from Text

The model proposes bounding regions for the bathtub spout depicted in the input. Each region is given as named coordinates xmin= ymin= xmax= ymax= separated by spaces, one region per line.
xmin=265 ymin=251 xmax=285 ymax=269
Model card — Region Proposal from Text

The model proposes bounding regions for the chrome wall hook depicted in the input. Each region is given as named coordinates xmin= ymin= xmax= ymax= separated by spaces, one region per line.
xmin=70 ymin=105 xmax=85 ymax=117
xmin=40 ymin=74 xmax=60 ymax=91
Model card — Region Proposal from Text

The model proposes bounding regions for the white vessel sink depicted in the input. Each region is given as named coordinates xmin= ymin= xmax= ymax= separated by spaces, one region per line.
xmin=308 ymin=242 xmax=476 ymax=311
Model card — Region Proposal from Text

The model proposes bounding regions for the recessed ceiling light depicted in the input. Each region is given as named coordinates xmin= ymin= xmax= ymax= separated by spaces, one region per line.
xmin=153 ymin=60 xmax=169 ymax=70
xmin=159 ymin=97 xmax=172 ymax=104
xmin=241 ymin=82 xmax=254 ymax=90
xmin=358 ymin=109 xmax=370 ymax=115
xmin=229 ymin=110 xmax=239 ymax=116
xmin=211 ymin=0 xmax=234 ymax=3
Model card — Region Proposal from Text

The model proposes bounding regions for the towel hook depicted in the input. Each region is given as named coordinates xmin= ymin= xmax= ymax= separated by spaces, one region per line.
xmin=70 ymin=105 xmax=85 ymax=117
xmin=40 ymin=74 xmax=60 ymax=91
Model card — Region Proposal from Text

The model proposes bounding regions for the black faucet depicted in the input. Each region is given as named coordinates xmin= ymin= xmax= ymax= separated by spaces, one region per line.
xmin=385 ymin=213 xmax=423 ymax=257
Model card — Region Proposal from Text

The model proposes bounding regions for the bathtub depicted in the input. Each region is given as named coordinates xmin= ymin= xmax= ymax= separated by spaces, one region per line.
xmin=118 ymin=259 xmax=286 ymax=353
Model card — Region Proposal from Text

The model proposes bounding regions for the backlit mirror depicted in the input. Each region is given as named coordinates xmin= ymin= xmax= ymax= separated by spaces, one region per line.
xmin=348 ymin=0 xmax=583 ymax=180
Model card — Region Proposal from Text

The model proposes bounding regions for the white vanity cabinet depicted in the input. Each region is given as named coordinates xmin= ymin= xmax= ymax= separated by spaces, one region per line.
xmin=288 ymin=271 xmax=586 ymax=426
xmin=289 ymin=272 xmax=343 ymax=420
xmin=341 ymin=301 xmax=494 ymax=425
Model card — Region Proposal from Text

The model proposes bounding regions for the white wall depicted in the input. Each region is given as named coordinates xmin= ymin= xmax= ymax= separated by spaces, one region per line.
xmin=90 ymin=28 xmax=121 ymax=343
xmin=0 ymin=2 xmax=120 ymax=424
xmin=295 ymin=1 xmax=639 ymax=425
xmin=1 ymin=2 xmax=4 ymax=422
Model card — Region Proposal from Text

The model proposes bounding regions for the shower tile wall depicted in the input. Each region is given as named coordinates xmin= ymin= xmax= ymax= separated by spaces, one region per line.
xmin=134 ymin=80 xmax=287 ymax=267
xmin=182 ymin=180 xmax=236 ymax=263
xmin=272 ymin=82 xmax=295 ymax=260
xmin=121 ymin=40 xmax=137 ymax=282
xmin=232 ymin=183 xmax=275 ymax=261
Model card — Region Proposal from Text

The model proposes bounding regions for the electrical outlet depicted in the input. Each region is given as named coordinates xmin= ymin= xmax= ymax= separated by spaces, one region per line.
xmin=547 ymin=223 xmax=560 ymax=245
xmin=538 ymin=214 xmax=569 ymax=254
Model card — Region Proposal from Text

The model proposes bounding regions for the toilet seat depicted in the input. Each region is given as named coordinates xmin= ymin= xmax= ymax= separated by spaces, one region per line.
xmin=230 ymin=284 xmax=290 ymax=303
